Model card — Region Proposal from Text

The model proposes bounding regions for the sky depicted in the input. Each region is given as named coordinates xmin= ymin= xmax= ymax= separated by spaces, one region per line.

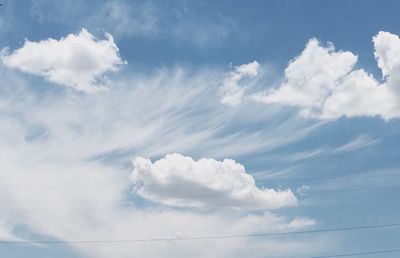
xmin=0 ymin=0 xmax=400 ymax=257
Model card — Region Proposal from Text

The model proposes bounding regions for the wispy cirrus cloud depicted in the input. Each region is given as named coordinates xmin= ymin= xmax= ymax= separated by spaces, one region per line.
xmin=27 ymin=0 xmax=235 ymax=48
xmin=0 ymin=32 xmax=321 ymax=256
xmin=1 ymin=2 xmax=399 ymax=258
xmin=86 ymin=0 xmax=159 ymax=38
xmin=332 ymin=134 xmax=379 ymax=154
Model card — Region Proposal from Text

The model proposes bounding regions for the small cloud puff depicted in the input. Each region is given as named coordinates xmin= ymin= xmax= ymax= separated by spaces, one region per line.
xmin=219 ymin=61 xmax=260 ymax=106
xmin=131 ymin=153 xmax=297 ymax=210
xmin=1 ymin=28 xmax=126 ymax=93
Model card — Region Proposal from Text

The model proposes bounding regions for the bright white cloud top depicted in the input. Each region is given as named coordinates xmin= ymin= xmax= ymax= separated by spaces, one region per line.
xmin=1 ymin=28 xmax=125 ymax=93
xmin=373 ymin=31 xmax=400 ymax=94
xmin=219 ymin=60 xmax=260 ymax=106
xmin=131 ymin=153 xmax=297 ymax=210
xmin=0 ymin=21 xmax=399 ymax=257
xmin=254 ymin=31 xmax=400 ymax=120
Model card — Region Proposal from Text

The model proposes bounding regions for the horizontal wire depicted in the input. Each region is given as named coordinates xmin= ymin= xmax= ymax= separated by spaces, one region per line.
xmin=311 ymin=248 xmax=400 ymax=258
xmin=0 ymin=185 xmax=398 ymax=206
xmin=0 ymin=173 xmax=398 ymax=206
xmin=255 ymin=173 xmax=400 ymax=183
xmin=0 ymin=172 xmax=399 ymax=191
xmin=0 ymin=223 xmax=398 ymax=244
xmin=304 ymin=185 xmax=399 ymax=194
xmin=0 ymin=184 xmax=128 ymax=191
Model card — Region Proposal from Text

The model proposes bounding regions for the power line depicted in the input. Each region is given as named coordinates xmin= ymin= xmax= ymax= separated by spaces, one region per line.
xmin=256 ymin=173 xmax=400 ymax=183
xmin=311 ymin=248 xmax=400 ymax=258
xmin=0 ymin=223 xmax=398 ymax=245
xmin=0 ymin=173 xmax=399 ymax=192
xmin=0 ymin=185 xmax=397 ymax=207
xmin=0 ymin=184 xmax=128 ymax=191
xmin=0 ymin=166 xmax=398 ymax=192
xmin=304 ymin=185 xmax=399 ymax=194
xmin=0 ymin=183 xmax=397 ymax=196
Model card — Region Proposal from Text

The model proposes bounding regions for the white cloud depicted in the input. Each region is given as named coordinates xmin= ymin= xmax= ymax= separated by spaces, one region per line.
xmin=254 ymin=32 xmax=400 ymax=120
xmin=332 ymin=134 xmax=378 ymax=153
xmin=131 ymin=153 xmax=297 ymax=210
xmin=219 ymin=61 xmax=260 ymax=106
xmin=0 ymin=139 xmax=318 ymax=258
xmin=254 ymin=39 xmax=357 ymax=116
xmin=0 ymin=220 xmax=20 ymax=241
xmin=0 ymin=44 xmax=323 ymax=257
xmin=320 ymin=69 xmax=399 ymax=119
xmin=373 ymin=31 xmax=400 ymax=95
xmin=0 ymin=145 xmax=317 ymax=258
xmin=1 ymin=28 xmax=125 ymax=93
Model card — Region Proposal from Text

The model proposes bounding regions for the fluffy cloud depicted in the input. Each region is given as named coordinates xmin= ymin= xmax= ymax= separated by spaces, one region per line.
xmin=1 ymin=28 xmax=125 ymax=93
xmin=219 ymin=61 xmax=260 ymax=106
xmin=131 ymin=153 xmax=297 ymax=210
xmin=373 ymin=31 xmax=400 ymax=95
xmin=320 ymin=70 xmax=399 ymax=119
xmin=0 ymin=144 xmax=316 ymax=258
xmin=0 ymin=30 xmax=323 ymax=257
xmin=0 ymin=62 xmax=321 ymax=257
xmin=254 ymin=32 xmax=400 ymax=120
xmin=255 ymin=39 xmax=356 ymax=116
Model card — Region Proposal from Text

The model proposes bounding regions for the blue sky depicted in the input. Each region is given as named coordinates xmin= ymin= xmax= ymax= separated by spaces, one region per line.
xmin=0 ymin=1 xmax=400 ymax=257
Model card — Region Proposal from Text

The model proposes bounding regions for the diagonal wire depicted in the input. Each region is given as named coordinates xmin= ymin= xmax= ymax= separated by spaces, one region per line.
xmin=0 ymin=223 xmax=398 ymax=244
xmin=311 ymin=248 xmax=400 ymax=258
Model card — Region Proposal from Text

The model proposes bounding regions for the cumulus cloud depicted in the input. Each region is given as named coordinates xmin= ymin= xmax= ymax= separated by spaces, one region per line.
xmin=1 ymin=28 xmax=125 ymax=93
xmin=131 ymin=153 xmax=297 ymax=210
xmin=319 ymin=69 xmax=399 ymax=119
xmin=254 ymin=39 xmax=357 ymax=115
xmin=0 ymin=41 xmax=322 ymax=257
xmin=0 ymin=144 xmax=316 ymax=258
xmin=219 ymin=61 xmax=260 ymax=106
xmin=373 ymin=31 xmax=400 ymax=95
xmin=254 ymin=32 xmax=400 ymax=120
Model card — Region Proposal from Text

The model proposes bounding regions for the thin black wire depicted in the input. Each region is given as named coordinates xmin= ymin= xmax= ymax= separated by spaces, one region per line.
xmin=255 ymin=173 xmax=400 ymax=183
xmin=0 ymin=173 xmax=398 ymax=205
xmin=0 ymin=170 xmax=399 ymax=191
xmin=0 ymin=173 xmax=399 ymax=192
xmin=0 ymin=185 xmax=398 ymax=207
xmin=304 ymin=185 xmax=399 ymax=194
xmin=311 ymin=248 xmax=400 ymax=258
xmin=1 ymin=184 xmax=397 ymax=192
xmin=0 ymin=184 xmax=128 ymax=191
xmin=0 ymin=185 xmax=398 ymax=206
xmin=0 ymin=223 xmax=398 ymax=244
